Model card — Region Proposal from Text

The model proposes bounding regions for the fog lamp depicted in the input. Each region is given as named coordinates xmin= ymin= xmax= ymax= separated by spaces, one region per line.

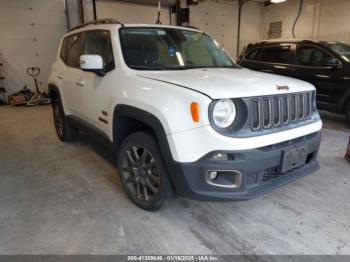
xmin=208 ymin=171 xmax=218 ymax=180
xmin=212 ymin=153 xmax=228 ymax=161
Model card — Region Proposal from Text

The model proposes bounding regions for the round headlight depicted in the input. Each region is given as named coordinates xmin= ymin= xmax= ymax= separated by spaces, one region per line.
xmin=212 ymin=99 xmax=236 ymax=128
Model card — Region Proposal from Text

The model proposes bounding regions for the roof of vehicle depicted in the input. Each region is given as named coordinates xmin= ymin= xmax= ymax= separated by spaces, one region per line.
xmin=246 ymin=39 xmax=348 ymax=48
xmin=249 ymin=39 xmax=321 ymax=45
xmin=67 ymin=18 xmax=203 ymax=35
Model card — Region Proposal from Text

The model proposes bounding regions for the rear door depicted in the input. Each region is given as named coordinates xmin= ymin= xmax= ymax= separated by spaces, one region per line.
xmin=254 ymin=44 xmax=294 ymax=76
xmin=288 ymin=44 xmax=343 ymax=108
xmin=61 ymin=32 xmax=84 ymax=116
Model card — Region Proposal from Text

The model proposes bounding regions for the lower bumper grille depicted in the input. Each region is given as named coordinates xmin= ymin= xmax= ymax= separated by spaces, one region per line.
xmin=262 ymin=166 xmax=282 ymax=182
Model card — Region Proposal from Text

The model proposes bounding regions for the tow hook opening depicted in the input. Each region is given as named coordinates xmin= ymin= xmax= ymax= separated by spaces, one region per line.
xmin=205 ymin=170 xmax=242 ymax=188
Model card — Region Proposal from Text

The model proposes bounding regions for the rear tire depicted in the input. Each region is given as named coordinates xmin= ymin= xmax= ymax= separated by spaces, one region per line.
xmin=117 ymin=132 xmax=172 ymax=211
xmin=345 ymin=101 xmax=350 ymax=125
xmin=52 ymin=97 xmax=79 ymax=142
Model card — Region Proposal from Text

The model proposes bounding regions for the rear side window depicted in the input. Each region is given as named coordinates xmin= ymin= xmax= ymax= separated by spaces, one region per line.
xmin=259 ymin=45 xmax=291 ymax=64
xmin=65 ymin=33 xmax=83 ymax=68
xmin=245 ymin=48 xmax=261 ymax=60
xmin=83 ymin=30 xmax=115 ymax=71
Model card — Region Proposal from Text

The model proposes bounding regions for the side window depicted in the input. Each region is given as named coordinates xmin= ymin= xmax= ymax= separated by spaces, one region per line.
xmin=258 ymin=45 xmax=292 ymax=64
xmin=66 ymin=33 xmax=83 ymax=68
xmin=60 ymin=38 xmax=68 ymax=62
xmin=245 ymin=48 xmax=261 ymax=61
xmin=296 ymin=45 xmax=334 ymax=67
xmin=83 ymin=30 xmax=115 ymax=71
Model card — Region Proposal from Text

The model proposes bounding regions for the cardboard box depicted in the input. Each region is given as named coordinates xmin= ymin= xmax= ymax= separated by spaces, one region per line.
xmin=8 ymin=95 xmax=26 ymax=105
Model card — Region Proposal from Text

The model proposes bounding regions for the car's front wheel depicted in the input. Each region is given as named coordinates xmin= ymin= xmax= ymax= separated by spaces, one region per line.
xmin=52 ymin=97 xmax=79 ymax=142
xmin=117 ymin=132 xmax=172 ymax=211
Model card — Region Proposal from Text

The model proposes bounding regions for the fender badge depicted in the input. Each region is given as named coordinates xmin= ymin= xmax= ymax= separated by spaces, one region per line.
xmin=276 ymin=85 xmax=290 ymax=91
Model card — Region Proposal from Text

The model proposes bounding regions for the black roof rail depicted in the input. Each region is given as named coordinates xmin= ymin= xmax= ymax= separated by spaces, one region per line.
xmin=256 ymin=39 xmax=319 ymax=45
xmin=68 ymin=18 xmax=124 ymax=32
xmin=185 ymin=25 xmax=201 ymax=30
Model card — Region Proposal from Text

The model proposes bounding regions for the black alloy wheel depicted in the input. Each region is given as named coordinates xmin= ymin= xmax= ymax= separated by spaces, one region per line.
xmin=121 ymin=145 xmax=160 ymax=202
xmin=117 ymin=132 xmax=171 ymax=211
xmin=53 ymin=101 xmax=64 ymax=138
xmin=51 ymin=97 xmax=78 ymax=142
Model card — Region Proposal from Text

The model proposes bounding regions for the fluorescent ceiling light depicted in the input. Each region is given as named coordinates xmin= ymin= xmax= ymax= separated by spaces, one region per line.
xmin=271 ymin=0 xmax=287 ymax=3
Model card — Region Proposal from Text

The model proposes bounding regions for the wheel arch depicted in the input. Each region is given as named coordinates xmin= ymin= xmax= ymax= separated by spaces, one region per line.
xmin=112 ymin=104 xmax=180 ymax=189
xmin=113 ymin=104 xmax=169 ymax=150
xmin=48 ymin=83 xmax=60 ymax=100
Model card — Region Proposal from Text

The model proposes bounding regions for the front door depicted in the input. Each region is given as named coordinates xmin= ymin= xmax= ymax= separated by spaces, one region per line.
xmin=74 ymin=30 xmax=115 ymax=133
xmin=289 ymin=44 xmax=344 ymax=110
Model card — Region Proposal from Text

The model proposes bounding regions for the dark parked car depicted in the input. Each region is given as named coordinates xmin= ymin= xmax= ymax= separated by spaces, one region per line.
xmin=237 ymin=40 xmax=350 ymax=123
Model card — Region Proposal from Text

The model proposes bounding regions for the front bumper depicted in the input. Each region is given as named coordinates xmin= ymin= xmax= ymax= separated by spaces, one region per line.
xmin=169 ymin=132 xmax=321 ymax=201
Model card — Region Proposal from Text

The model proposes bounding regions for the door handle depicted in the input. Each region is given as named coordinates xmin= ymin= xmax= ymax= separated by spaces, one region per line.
xmin=76 ymin=80 xmax=85 ymax=86
xmin=57 ymin=74 xmax=63 ymax=79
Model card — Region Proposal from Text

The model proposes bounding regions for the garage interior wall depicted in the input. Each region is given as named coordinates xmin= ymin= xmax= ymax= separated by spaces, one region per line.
xmin=96 ymin=0 xmax=263 ymax=58
xmin=66 ymin=0 xmax=82 ymax=29
xmin=0 ymin=0 xmax=67 ymax=93
xmin=261 ymin=0 xmax=350 ymax=43
xmin=190 ymin=0 xmax=263 ymax=58
xmin=189 ymin=0 xmax=239 ymax=57
xmin=96 ymin=0 xmax=171 ymax=25
xmin=1 ymin=0 xmax=350 ymax=96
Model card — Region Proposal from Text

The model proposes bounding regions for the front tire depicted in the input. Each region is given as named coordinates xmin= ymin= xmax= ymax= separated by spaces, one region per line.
xmin=117 ymin=132 xmax=172 ymax=211
xmin=52 ymin=97 xmax=79 ymax=142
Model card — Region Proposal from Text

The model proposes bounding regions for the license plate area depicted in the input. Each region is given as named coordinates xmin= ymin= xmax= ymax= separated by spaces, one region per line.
xmin=281 ymin=146 xmax=307 ymax=173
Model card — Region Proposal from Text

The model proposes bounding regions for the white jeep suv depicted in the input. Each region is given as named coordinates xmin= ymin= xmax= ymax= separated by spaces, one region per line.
xmin=48 ymin=19 xmax=322 ymax=210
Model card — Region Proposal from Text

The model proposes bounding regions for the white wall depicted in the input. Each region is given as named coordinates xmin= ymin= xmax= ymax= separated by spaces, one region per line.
xmin=189 ymin=0 xmax=263 ymax=58
xmin=0 ymin=0 xmax=67 ymax=93
xmin=96 ymin=0 xmax=171 ymax=24
xmin=189 ymin=0 xmax=238 ymax=57
xmin=238 ymin=1 xmax=263 ymax=54
xmin=96 ymin=0 xmax=263 ymax=58
xmin=261 ymin=0 xmax=350 ymax=44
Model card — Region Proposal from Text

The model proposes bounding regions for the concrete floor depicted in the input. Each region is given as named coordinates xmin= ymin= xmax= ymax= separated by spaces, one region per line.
xmin=0 ymin=105 xmax=349 ymax=255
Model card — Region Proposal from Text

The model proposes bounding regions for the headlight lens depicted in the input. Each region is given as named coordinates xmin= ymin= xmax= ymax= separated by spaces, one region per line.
xmin=212 ymin=99 xmax=236 ymax=128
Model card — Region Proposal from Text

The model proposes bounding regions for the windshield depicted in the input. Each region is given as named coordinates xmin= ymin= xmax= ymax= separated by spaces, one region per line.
xmin=119 ymin=27 xmax=238 ymax=70
xmin=326 ymin=42 xmax=350 ymax=61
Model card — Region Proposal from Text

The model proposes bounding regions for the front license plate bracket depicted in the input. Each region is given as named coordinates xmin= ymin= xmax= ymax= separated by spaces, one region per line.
xmin=281 ymin=146 xmax=307 ymax=173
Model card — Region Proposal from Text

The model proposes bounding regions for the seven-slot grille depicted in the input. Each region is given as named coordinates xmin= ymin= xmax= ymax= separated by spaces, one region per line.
xmin=250 ymin=91 xmax=315 ymax=131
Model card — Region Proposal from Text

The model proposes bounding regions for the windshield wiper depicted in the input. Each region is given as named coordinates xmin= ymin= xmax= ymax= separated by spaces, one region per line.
xmin=130 ymin=65 xmax=168 ymax=70
xmin=181 ymin=65 xmax=238 ymax=70
xmin=130 ymin=65 xmax=239 ymax=70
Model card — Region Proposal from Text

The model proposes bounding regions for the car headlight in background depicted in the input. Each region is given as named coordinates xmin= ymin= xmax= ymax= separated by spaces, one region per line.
xmin=212 ymin=99 xmax=236 ymax=128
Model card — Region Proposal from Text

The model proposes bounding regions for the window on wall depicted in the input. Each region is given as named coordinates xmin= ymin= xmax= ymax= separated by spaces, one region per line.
xmin=259 ymin=45 xmax=291 ymax=64
xmin=296 ymin=45 xmax=334 ymax=67
xmin=83 ymin=30 xmax=115 ymax=70
xmin=268 ymin=21 xmax=282 ymax=39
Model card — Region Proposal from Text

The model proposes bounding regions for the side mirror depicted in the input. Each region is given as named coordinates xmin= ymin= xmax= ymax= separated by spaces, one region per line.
xmin=325 ymin=58 xmax=341 ymax=68
xmin=79 ymin=55 xmax=106 ymax=76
